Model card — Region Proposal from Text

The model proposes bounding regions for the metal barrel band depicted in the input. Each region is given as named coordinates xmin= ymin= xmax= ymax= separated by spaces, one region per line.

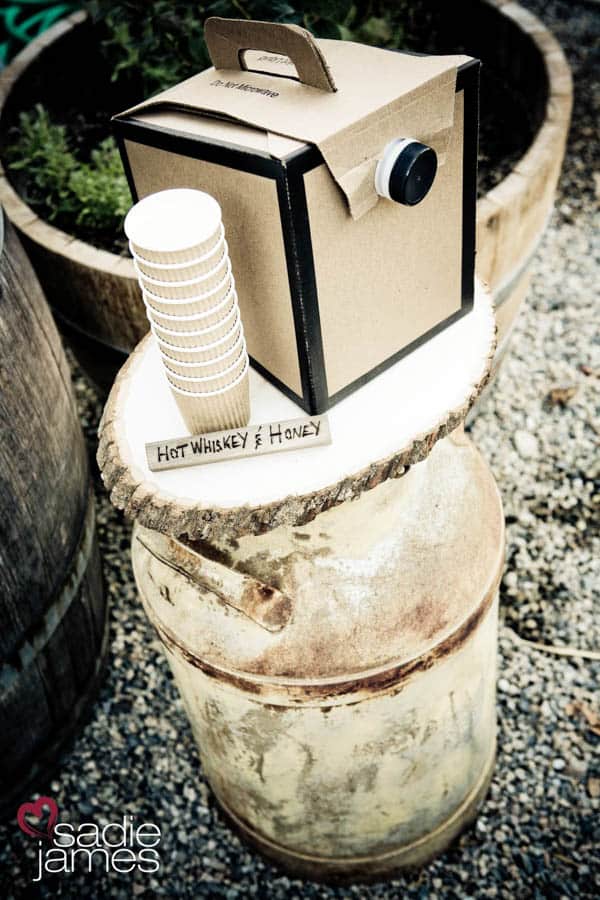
xmin=0 ymin=490 xmax=97 ymax=688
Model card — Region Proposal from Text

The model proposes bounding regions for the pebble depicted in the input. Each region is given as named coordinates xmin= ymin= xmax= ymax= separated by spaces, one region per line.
xmin=588 ymin=779 xmax=600 ymax=799
xmin=504 ymin=571 xmax=518 ymax=589
xmin=514 ymin=430 xmax=539 ymax=459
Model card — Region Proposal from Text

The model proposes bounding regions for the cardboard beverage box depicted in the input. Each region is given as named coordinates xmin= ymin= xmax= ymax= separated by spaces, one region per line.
xmin=115 ymin=18 xmax=479 ymax=414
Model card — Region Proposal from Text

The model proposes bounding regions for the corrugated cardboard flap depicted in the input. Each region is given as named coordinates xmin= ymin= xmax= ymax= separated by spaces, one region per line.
xmin=118 ymin=19 xmax=471 ymax=219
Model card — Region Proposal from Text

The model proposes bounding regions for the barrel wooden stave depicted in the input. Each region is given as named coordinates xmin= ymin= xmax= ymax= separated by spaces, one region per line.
xmin=0 ymin=510 xmax=103 ymax=763
xmin=0 ymin=214 xmax=108 ymax=814
xmin=19 ymin=225 xmax=146 ymax=353
xmin=474 ymin=0 xmax=572 ymax=341
xmin=0 ymin=218 xmax=88 ymax=659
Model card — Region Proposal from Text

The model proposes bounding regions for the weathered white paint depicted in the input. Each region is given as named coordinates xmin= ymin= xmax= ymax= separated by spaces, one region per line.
xmin=133 ymin=429 xmax=504 ymax=878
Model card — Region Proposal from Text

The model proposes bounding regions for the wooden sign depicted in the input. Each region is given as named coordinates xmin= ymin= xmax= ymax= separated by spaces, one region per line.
xmin=145 ymin=415 xmax=330 ymax=472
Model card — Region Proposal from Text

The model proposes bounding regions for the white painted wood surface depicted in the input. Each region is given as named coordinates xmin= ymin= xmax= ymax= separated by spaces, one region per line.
xmin=116 ymin=283 xmax=494 ymax=509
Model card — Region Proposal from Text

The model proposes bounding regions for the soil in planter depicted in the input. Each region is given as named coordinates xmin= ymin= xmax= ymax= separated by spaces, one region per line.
xmin=1 ymin=4 xmax=543 ymax=257
xmin=411 ymin=0 xmax=547 ymax=193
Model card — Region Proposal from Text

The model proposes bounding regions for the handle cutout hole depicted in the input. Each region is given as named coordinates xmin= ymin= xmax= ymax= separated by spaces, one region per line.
xmin=240 ymin=49 xmax=300 ymax=82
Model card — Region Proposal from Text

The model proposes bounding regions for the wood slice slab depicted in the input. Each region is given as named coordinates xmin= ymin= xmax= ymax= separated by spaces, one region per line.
xmin=98 ymin=283 xmax=495 ymax=540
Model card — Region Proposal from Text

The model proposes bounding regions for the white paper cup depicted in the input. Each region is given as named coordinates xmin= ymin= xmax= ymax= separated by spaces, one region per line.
xmin=151 ymin=313 xmax=242 ymax=361
xmin=129 ymin=229 xmax=221 ymax=266
xmin=169 ymin=361 xmax=251 ymax=434
xmin=162 ymin=332 xmax=246 ymax=378
xmin=125 ymin=189 xmax=222 ymax=264
xmin=143 ymin=270 xmax=233 ymax=317
xmin=151 ymin=303 xmax=239 ymax=347
xmin=137 ymin=254 xmax=230 ymax=300
xmin=166 ymin=347 xmax=248 ymax=392
xmin=146 ymin=285 xmax=237 ymax=332
xmin=132 ymin=228 xmax=226 ymax=281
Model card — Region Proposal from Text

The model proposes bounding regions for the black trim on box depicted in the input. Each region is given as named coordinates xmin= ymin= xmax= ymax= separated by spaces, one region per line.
xmin=115 ymin=131 xmax=139 ymax=203
xmin=114 ymin=117 xmax=308 ymax=410
xmin=265 ymin=59 xmax=480 ymax=411
xmin=115 ymin=116 xmax=282 ymax=173
xmin=456 ymin=58 xmax=480 ymax=308
xmin=327 ymin=59 xmax=480 ymax=407
xmin=329 ymin=304 xmax=471 ymax=407
xmin=248 ymin=355 xmax=306 ymax=409
xmin=275 ymin=150 xmax=329 ymax=414
xmin=113 ymin=60 xmax=479 ymax=414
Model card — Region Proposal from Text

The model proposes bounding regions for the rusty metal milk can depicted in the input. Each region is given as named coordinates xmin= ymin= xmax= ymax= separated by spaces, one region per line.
xmin=99 ymin=288 xmax=503 ymax=879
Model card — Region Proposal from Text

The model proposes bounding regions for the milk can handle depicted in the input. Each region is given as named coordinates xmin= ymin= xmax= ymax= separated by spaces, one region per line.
xmin=204 ymin=17 xmax=337 ymax=93
xmin=136 ymin=534 xmax=292 ymax=634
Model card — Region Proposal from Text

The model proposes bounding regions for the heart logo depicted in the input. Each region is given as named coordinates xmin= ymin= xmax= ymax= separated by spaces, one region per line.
xmin=17 ymin=797 xmax=58 ymax=842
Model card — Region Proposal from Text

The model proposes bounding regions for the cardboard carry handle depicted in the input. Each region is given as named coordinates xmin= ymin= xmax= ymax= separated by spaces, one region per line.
xmin=204 ymin=17 xmax=337 ymax=93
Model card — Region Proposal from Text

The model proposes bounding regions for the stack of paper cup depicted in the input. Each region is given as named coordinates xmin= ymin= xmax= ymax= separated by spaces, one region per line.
xmin=125 ymin=189 xmax=250 ymax=434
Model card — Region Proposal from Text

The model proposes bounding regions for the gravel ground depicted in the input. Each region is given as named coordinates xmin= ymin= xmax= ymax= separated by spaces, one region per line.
xmin=1 ymin=1 xmax=598 ymax=896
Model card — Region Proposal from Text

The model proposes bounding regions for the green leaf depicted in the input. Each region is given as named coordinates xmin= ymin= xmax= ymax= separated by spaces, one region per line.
xmin=355 ymin=15 xmax=392 ymax=46
xmin=4 ymin=105 xmax=130 ymax=244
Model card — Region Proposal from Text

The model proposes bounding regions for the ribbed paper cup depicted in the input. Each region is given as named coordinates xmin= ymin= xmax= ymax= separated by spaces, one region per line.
xmin=143 ymin=269 xmax=233 ymax=317
xmin=132 ymin=229 xmax=226 ymax=281
xmin=129 ymin=229 xmax=222 ymax=266
xmin=151 ymin=302 xmax=239 ymax=347
xmin=138 ymin=254 xmax=230 ymax=300
xmin=125 ymin=189 xmax=222 ymax=264
xmin=162 ymin=332 xmax=246 ymax=378
xmin=166 ymin=346 xmax=247 ymax=392
xmin=169 ymin=361 xmax=250 ymax=434
xmin=146 ymin=285 xmax=237 ymax=333
xmin=151 ymin=312 xmax=241 ymax=360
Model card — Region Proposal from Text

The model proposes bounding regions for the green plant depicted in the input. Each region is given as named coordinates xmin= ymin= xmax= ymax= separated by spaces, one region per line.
xmin=84 ymin=1 xmax=412 ymax=96
xmin=5 ymin=104 xmax=130 ymax=249
xmin=3 ymin=4 xmax=420 ymax=251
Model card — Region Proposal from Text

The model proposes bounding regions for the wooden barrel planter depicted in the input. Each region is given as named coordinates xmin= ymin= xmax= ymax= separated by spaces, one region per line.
xmin=0 ymin=212 xmax=108 ymax=817
xmin=0 ymin=12 xmax=145 ymax=392
xmin=0 ymin=2 xmax=571 ymax=393
xmin=467 ymin=0 xmax=572 ymax=374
